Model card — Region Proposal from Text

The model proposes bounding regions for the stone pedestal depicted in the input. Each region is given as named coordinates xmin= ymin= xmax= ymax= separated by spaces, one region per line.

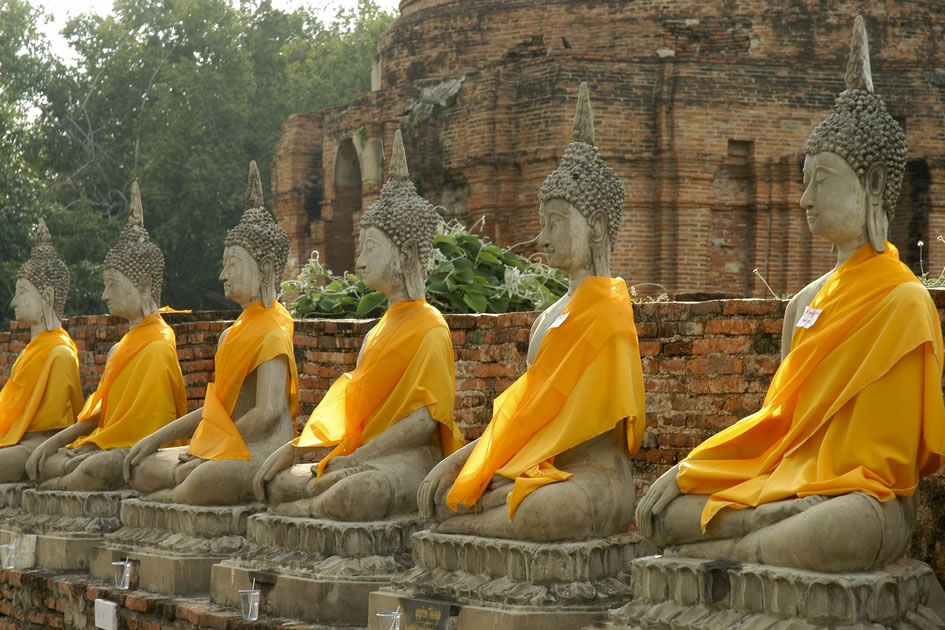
xmin=89 ymin=499 xmax=264 ymax=596
xmin=368 ymin=530 xmax=654 ymax=630
xmin=596 ymin=555 xmax=945 ymax=630
xmin=0 ymin=489 xmax=134 ymax=570
xmin=211 ymin=513 xmax=424 ymax=626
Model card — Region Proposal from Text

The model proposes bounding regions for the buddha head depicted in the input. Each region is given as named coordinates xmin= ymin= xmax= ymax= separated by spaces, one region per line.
xmin=220 ymin=161 xmax=290 ymax=308
xmin=356 ymin=129 xmax=439 ymax=301
xmin=13 ymin=219 xmax=70 ymax=332
xmin=101 ymin=182 xmax=164 ymax=322
xmin=801 ymin=16 xmax=907 ymax=253
xmin=538 ymin=82 xmax=624 ymax=277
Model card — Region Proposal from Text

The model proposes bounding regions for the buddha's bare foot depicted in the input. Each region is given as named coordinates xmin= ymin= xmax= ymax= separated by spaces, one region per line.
xmin=749 ymin=495 xmax=828 ymax=530
xmin=271 ymin=498 xmax=313 ymax=518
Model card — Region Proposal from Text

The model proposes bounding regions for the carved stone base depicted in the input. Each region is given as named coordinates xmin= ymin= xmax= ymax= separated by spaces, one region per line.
xmin=596 ymin=555 xmax=945 ymax=630
xmin=89 ymin=499 xmax=264 ymax=595
xmin=211 ymin=513 xmax=425 ymax=625
xmin=0 ymin=489 xmax=134 ymax=570
xmin=368 ymin=531 xmax=654 ymax=630
xmin=0 ymin=483 xmax=30 ymax=516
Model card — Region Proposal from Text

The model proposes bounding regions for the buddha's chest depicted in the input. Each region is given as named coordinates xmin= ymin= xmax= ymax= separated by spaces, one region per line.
xmin=527 ymin=299 xmax=570 ymax=366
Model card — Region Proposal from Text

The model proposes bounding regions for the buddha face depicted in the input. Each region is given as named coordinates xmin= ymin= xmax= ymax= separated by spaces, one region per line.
xmin=102 ymin=268 xmax=146 ymax=321
xmin=220 ymin=245 xmax=263 ymax=306
xmin=799 ymin=152 xmax=869 ymax=247
xmin=356 ymin=227 xmax=403 ymax=296
xmin=11 ymin=279 xmax=44 ymax=326
xmin=538 ymin=198 xmax=594 ymax=273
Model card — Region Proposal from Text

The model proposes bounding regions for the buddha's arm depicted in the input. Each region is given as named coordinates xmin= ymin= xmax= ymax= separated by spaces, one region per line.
xmin=330 ymin=406 xmax=437 ymax=471
xmin=25 ymin=417 xmax=98 ymax=481
xmin=232 ymin=355 xmax=289 ymax=443
xmin=122 ymin=408 xmax=203 ymax=481
xmin=418 ymin=439 xmax=478 ymax=518
xmin=781 ymin=296 xmax=799 ymax=360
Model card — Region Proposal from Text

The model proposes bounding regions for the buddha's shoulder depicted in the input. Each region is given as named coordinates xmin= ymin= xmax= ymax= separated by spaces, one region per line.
xmin=531 ymin=294 xmax=569 ymax=335
xmin=885 ymin=280 xmax=934 ymax=307
xmin=787 ymin=271 xmax=832 ymax=313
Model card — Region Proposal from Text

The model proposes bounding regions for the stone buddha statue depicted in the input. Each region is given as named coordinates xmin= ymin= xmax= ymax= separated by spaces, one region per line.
xmin=253 ymin=129 xmax=463 ymax=521
xmin=0 ymin=220 xmax=83 ymax=482
xmin=636 ymin=17 xmax=945 ymax=573
xmin=26 ymin=184 xmax=188 ymax=491
xmin=124 ymin=161 xmax=299 ymax=505
xmin=418 ymin=83 xmax=646 ymax=541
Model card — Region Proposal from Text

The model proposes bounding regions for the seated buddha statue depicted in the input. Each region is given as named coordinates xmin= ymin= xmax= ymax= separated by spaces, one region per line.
xmin=123 ymin=161 xmax=299 ymax=506
xmin=418 ymin=83 xmax=646 ymax=541
xmin=26 ymin=183 xmax=187 ymax=491
xmin=253 ymin=129 xmax=464 ymax=521
xmin=0 ymin=220 xmax=83 ymax=482
xmin=635 ymin=16 xmax=945 ymax=573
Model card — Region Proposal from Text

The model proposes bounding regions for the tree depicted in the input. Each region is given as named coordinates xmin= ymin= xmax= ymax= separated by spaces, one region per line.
xmin=9 ymin=0 xmax=395 ymax=322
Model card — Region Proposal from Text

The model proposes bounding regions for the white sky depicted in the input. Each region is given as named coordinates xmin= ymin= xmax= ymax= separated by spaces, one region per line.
xmin=34 ymin=0 xmax=402 ymax=62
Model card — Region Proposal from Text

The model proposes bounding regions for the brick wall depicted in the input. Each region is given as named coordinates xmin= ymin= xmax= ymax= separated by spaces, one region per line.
xmin=0 ymin=298 xmax=942 ymax=586
xmin=271 ymin=0 xmax=945 ymax=299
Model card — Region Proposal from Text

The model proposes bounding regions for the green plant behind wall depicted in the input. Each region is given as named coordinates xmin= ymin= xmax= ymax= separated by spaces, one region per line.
xmin=284 ymin=219 xmax=569 ymax=318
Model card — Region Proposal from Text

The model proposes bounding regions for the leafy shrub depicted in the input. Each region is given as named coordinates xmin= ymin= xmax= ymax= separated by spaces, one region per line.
xmin=283 ymin=219 xmax=568 ymax=318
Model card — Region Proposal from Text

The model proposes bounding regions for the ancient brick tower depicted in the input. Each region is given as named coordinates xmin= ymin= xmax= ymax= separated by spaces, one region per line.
xmin=271 ymin=0 xmax=945 ymax=297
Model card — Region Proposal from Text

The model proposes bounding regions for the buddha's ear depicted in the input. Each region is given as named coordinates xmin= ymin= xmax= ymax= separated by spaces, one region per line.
xmin=865 ymin=162 xmax=887 ymax=252
xmin=137 ymin=275 xmax=158 ymax=315
xmin=589 ymin=210 xmax=608 ymax=244
xmin=400 ymin=238 xmax=419 ymax=272
xmin=260 ymin=255 xmax=276 ymax=307
xmin=40 ymin=286 xmax=57 ymax=331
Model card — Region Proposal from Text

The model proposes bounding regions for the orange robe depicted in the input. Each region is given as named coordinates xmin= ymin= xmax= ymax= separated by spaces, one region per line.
xmin=187 ymin=301 xmax=298 ymax=461
xmin=71 ymin=313 xmax=187 ymax=450
xmin=446 ymin=276 xmax=646 ymax=519
xmin=0 ymin=329 xmax=83 ymax=447
xmin=296 ymin=298 xmax=463 ymax=476
xmin=678 ymin=243 xmax=945 ymax=530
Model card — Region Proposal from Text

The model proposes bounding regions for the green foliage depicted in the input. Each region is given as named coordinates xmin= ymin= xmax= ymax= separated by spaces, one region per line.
xmin=0 ymin=0 xmax=396 ymax=329
xmin=917 ymin=237 xmax=945 ymax=288
xmin=285 ymin=220 xmax=568 ymax=318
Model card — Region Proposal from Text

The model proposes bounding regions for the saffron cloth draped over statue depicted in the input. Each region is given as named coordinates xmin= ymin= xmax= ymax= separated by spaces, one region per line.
xmin=0 ymin=329 xmax=83 ymax=448
xmin=70 ymin=313 xmax=186 ymax=450
xmin=677 ymin=243 xmax=945 ymax=530
xmin=296 ymin=298 xmax=463 ymax=475
xmin=446 ymin=276 xmax=646 ymax=519
xmin=187 ymin=301 xmax=298 ymax=461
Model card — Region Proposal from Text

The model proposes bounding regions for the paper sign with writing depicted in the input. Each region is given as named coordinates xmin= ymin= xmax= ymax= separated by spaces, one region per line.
xmin=795 ymin=306 xmax=823 ymax=329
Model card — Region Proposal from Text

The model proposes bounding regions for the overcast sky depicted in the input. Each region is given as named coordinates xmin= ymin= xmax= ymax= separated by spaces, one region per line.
xmin=34 ymin=0 xmax=402 ymax=61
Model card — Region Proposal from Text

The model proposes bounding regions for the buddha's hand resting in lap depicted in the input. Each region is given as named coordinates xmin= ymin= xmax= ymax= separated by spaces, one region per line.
xmin=25 ymin=440 xmax=56 ymax=481
xmin=417 ymin=448 xmax=471 ymax=519
xmin=251 ymin=443 xmax=297 ymax=502
xmin=635 ymin=464 xmax=681 ymax=539
xmin=123 ymin=433 xmax=164 ymax=482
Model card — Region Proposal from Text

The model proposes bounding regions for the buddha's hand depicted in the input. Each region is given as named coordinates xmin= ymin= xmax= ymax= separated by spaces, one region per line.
xmin=418 ymin=450 xmax=467 ymax=520
xmin=123 ymin=434 xmax=162 ymax=482
xmin=25 ymin=440 xmax=56 ymax=482
xmin=635 ymin=464 xmax=681 ymax=539
xmin=252 ymin=443 xmax=296 ymax=502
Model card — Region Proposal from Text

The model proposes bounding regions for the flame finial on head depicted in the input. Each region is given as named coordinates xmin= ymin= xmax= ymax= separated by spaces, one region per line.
xmin=33 ymin=218 xmax=52 ymax=246
xmin=572 ymin=82 xmax=596 ymax=146
xmin=389 ymin=129 xmax=410 ymax=180
xmin=246 ymin=160 xmax=264 ymax=209
xmin=129 ymin=181 xmax=144 ymax=227
xmin=844 ymin=15 xmax=874 ymax=93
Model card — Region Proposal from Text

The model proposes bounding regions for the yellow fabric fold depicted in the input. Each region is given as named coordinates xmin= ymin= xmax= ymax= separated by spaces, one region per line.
xmin=71 ymin=314 xmax=187 ymax=450
xmin=187 ymin=301 xmax=298 ymax=461
xmin=0 ymin=329 xmax=83 ymax=447
xmin=296 ymin=298 xmax=462 ymax=476
xmin=677 ymin=242 xmax=945 ymax=531
xmin=446 ymin=276 xmax=646 ymax=519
